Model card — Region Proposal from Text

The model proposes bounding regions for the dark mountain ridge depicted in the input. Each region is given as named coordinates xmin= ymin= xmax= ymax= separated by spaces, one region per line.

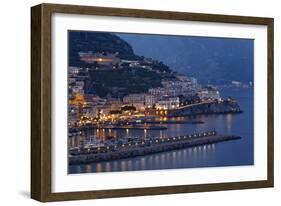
xmin=69 ymin=31 xmax=141 ymax=66
xmin=118 ymin=33 xmax=254 ymax=85
xmin=69 ymin=31 xmax=175 ymax=98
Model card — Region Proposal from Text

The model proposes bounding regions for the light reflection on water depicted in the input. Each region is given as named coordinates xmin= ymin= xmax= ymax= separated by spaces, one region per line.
xmin=71 ymin=143 xmax=216 ymax=173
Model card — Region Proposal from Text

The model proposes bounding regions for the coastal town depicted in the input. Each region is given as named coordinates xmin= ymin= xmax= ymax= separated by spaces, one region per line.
xmin=69 ymin=51 xmax=241 ymax=130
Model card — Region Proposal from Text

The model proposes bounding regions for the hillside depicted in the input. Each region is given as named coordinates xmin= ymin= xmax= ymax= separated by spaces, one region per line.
xmin=69 ymin=31 xmax=175 ymax=98
xmin=68 ymin=31 xmax=141 ymax=67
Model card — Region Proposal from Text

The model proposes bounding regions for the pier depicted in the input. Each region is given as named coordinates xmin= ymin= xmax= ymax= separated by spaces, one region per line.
xmin=69 ymin=131 xmax=241 ymax=165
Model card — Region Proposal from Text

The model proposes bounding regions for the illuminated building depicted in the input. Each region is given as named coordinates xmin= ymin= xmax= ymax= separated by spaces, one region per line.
xmin=78 ymin=51 xmax=120 ymax=67
xmin=145 ymin=95 xmax=157 ymax=108
xmin=123 ymin=93 xmax=145 ymax=110
xmin=68 ymin=105 xmax=79 ymax=127
xmin=197 ymin=86 xmax=221 ymax=101
xmin=69 ymin=93 xmax=85 ymax=105
xmin=155 ymin=97 xmax=180 ymax=110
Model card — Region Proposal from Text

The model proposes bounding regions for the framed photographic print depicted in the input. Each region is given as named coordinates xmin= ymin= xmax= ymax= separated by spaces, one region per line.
xmin=31 ymin=3 xmax=274 ymax=202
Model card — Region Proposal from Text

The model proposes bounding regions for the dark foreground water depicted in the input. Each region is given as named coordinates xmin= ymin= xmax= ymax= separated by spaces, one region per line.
xmin=68 ymin=88 xmax=254 ymax=174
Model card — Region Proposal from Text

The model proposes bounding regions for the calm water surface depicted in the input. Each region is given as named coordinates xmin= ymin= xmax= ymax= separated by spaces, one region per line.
xmin=68 ymin=88 xmax=254 ymax=174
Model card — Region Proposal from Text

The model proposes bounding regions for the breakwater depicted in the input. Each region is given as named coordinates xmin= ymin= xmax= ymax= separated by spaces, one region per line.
xmin=69 ymin=132 xmax=241 ymax=165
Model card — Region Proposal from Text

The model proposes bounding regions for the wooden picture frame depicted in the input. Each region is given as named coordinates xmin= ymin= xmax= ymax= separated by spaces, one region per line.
xmin=31 ymin=3 xmax=274 ymax=202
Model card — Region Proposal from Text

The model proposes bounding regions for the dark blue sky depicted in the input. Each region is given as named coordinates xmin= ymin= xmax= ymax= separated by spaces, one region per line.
xmin=117 ymin=33 xmax=254 ymax=84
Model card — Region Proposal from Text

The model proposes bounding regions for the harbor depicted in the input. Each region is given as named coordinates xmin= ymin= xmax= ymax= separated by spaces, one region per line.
xmin=69 ymin=130 xmax=241 ymax=165
xmin=68 ymin=87 xmax=253 ymax=174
